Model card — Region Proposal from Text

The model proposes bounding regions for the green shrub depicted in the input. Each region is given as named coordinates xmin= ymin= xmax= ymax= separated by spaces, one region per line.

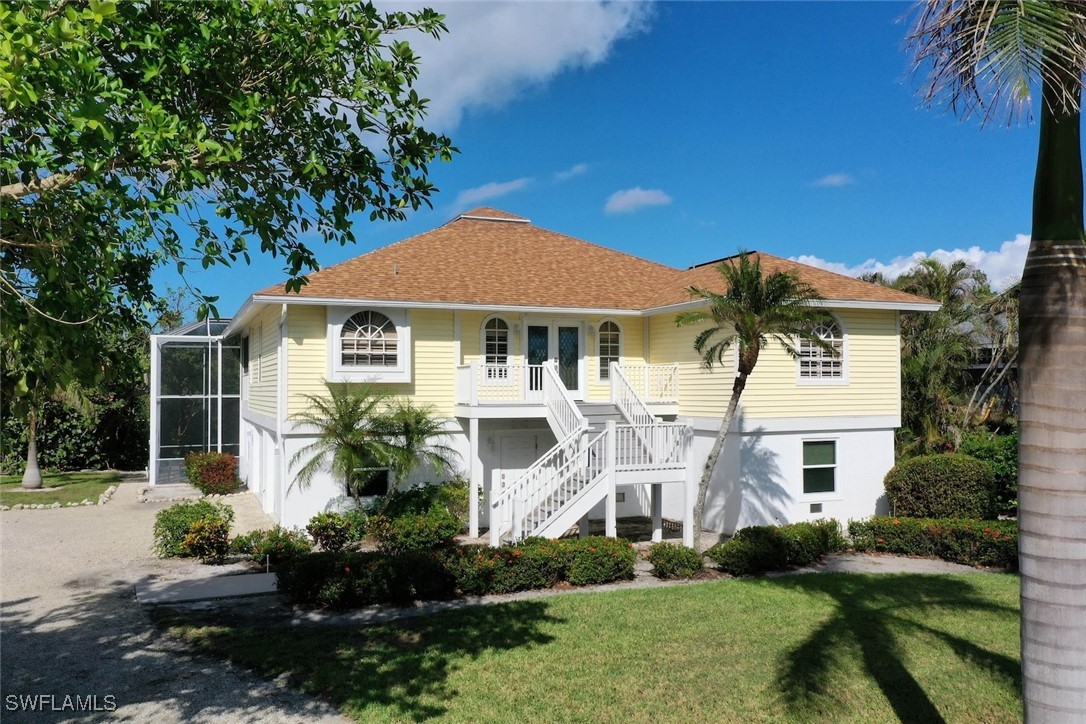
xmin=231 ymin=526 xmax=312 ymax=566
xmin=369 ymin=505 xmax=462 ymax=555
xmin=564 ymin=536 xmax=637 ymax=586
xmin=884 ymin=454 xmax=997 ymax=519
xmin=306 ymin=512 xmax=354 ymax=552
xmin=646 ymin=542 xmax=703 ymax=579
xmin=153 ymin=500 xmax=234 ymax=558
xmin=705 ymin=520 xmax=845 ymax=576
xmin=848 ymin=517 xmax=1017 ymax=570
xmin=276 ymin=550 xmax=455 ymax=609
xmin=181 ymin=518 xmax=231 ymax=563
xmin=342 ymin=508 xmax=369 ymax=539
xmin=960 ymin=430 xmax=1018 ymax=516
xmin=379 ymin=480 xmax=470 ymax=526
xmin=184 ymin=452 xmax=240 ymax=495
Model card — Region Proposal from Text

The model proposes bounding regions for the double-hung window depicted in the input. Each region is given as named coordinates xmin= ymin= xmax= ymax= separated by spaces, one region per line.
xmin=802 ymin=440 xmax=836 ymax=495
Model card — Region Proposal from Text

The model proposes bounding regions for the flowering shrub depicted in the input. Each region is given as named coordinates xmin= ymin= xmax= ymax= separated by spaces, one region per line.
xmin=184 ymin=452 xmax=240 ymax=495
xmin=368 ymin=506 xmax=462 ymax=554
xmin=564 ymin=536 xmax=638 ymax=586
xmin=276 ymin=550 xmax=455 ymax=608
xmin=848 ymin=516 xmax=1017 ymax=570
xmin=646 ymin=542 xmax=703 ymax=579
xmin=306 ymin=511 xmax=357 ymax=552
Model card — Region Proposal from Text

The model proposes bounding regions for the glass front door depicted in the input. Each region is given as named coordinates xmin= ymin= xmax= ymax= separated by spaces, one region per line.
xmin=525 ymin=322 xmax=582 ymax=399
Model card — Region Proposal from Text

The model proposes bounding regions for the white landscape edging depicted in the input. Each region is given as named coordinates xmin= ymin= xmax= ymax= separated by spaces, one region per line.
xmin=1 ymin=484 xmax=117 ymax=512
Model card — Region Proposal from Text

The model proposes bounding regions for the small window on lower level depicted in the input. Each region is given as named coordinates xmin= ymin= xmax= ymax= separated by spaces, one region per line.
xmin=803 ymin=440 xmax=836 ymax=494
xmin=354 ymin=468 xmax=390 ymax=497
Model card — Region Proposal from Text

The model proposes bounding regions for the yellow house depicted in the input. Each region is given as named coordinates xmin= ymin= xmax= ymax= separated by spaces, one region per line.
xmin=149 ymin=208 xmax=937 ymax=542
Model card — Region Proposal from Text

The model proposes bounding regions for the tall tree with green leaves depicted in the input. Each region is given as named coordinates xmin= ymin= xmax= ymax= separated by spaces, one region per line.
xmin=909 ymin=2 xmax=1086 ymax=717
xmin=1 ymin=0 xmax=455 ymax=467
xmin=676 ymin=253 xmax=836 ymax=550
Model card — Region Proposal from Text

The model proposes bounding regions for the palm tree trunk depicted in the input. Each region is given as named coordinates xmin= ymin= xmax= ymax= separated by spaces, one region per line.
xmin=1019 ymin=67 xmax=1086 ymax=722
xmin=692 ymin=372 xmax=748 ymax=550
xmin=21 ymin=408 xmax=43 ymax=489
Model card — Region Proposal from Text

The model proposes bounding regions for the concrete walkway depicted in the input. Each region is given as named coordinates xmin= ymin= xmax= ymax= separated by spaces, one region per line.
xmin=0 ymin=482 xmax=344 ymax=723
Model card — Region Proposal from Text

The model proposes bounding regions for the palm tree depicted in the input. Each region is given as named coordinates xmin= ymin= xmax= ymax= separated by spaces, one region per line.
xmin=291 ymin=382 xmax=459 ymax=504
xmin=676 ymin=253 xmax=836 ymax=550
xmin=909 ymin=3 xmax=1086 ymax=718
xmin=290 ymin=382 xmax=398 ymax=502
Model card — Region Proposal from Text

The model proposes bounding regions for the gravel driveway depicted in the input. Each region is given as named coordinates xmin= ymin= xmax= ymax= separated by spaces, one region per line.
xmin=0 ymin=483 xmax=345 ymax=723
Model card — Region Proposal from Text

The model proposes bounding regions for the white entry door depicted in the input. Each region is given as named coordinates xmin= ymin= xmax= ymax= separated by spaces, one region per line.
xmin=489 ymin=433 xmax=540 ymax=529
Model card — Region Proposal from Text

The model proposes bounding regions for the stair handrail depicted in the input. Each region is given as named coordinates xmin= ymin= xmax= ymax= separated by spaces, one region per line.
xmin=525 ymin=428 xmax=610 ymax=538
xmin=542 ymin=360 xmax=586 ymax=438
xmin=610 ymin=362 xmax=661 ymax=461
xmin=489 ymin=427 xmax=584 ymax=545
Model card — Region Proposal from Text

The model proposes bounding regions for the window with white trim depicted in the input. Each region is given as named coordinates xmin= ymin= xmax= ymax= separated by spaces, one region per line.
xmin=341 ymin=310 xmax=398 ymax=367
xmin=598 ymin=321 xmax=621 ymax=380
xmin=484 ymin=317 xmax=510 ymax=379
xmin=802 ymin=440 xmax=836 ymax=495
xmin=799 ymin=320 xmax=843 ymax=379
xmin=328 ymin=307 xmax=411 ymax=383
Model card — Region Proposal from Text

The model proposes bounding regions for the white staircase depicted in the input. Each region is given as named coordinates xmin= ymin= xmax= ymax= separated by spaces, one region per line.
xmin=489 ymin=363 xmax=691 ymax=546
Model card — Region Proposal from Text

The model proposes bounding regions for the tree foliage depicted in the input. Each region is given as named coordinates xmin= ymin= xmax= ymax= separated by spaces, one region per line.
xmin=1 ymin=0 xmax=454 ymax=409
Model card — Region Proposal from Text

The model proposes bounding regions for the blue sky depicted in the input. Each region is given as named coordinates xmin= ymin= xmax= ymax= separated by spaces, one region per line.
xmin=156 ymin=1 xmax=1048 ymax=317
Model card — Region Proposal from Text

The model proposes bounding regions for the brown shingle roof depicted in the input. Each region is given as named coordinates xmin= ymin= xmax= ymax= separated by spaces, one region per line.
xmin=255 ymin=208 xmax=936 ymax=310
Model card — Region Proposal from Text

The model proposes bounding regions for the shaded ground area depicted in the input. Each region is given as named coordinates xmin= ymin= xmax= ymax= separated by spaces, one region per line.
xmin=0 ymin=482 xmax=344 ymax=723
xmin=160 ymin=573 xmax=1022 ymax=723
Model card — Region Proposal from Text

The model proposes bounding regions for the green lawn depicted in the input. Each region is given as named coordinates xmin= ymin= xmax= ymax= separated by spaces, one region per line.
xmin=0 ymin=470 xmax=120 ymax=506
xmin=160 ymin=573 xmax=1021 ymax=723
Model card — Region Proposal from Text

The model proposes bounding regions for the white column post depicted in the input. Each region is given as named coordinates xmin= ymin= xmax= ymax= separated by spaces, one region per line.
xmin=651 ymin=483 xmax=663 ymax=542
xmin=148 ymin=337 xmax=160 ymax=486
xmin=683 ymin=474 xmax=695 ymax=548
xmin=469 ymin=417 xmax=481 ymax=538
xmin=605 ymin=420 xmax=617 ymax=538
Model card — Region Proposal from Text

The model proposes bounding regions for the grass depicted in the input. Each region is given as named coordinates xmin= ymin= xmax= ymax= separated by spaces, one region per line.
xmin=0 ymin=470 xmax=120 ymax=506
xmin=159 ymin=572 xmax=1021 ymax=723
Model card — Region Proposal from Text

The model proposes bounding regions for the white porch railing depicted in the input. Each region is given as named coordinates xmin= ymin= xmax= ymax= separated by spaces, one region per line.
xmin=455 ymin=362 xmax=545 ymax=405
xmin=615 ymin=364 xmax=679 ymax=403
xmin=614 ymin=423 xmax=690 ymax=471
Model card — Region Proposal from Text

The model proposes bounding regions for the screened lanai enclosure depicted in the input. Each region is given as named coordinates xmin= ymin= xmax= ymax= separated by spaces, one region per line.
xmin=149 ymin=320 xmax=241 ymax=484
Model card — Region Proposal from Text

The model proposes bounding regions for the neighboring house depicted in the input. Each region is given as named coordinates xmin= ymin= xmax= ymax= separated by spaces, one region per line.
xmin=148 ymin=207 xmax=938 ymax=544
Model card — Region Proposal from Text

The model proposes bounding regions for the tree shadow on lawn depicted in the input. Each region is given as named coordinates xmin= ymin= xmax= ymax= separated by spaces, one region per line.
xmin=154 ymin=600 xmax=563 ymax=721
xmin=767 ymin=574 xmax=1021 ymax=723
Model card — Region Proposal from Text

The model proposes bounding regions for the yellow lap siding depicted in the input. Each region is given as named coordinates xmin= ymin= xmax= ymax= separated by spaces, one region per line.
xmin=647 ymin=308 xmax=901 ymax=420
xmin=648 ymin=314 xmax=732 ymax=417
xmin=286 ymin=306 xmax=456 ymax=418
xmin=247 ymin=305 xmax=280 ymax=417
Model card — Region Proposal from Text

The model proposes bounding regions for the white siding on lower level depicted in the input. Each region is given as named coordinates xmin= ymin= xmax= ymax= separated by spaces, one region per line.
xmin=662 ymin=417 xmax=894 ymax=535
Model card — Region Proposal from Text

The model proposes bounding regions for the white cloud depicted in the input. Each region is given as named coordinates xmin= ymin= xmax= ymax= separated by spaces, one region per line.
xmin=554 ymin=163 xmax=589 ymax=181
xmin=454 ymin=177 xmax=533 ymax=208
xmin=403 ymin=3 xmax=652 ymax=130
xmin=604 ymin=187 xmax=673 ymax=215
xmin=810 ymin=173 xmax=856 ymax=188
xmin=793 ymin=233 xmax=1030 ymax=289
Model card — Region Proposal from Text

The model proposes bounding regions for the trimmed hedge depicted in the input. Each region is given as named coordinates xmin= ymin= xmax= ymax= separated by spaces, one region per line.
xmin=960 ymin=430 xmax=1018 ymax=516
xmin=705 ymin=520 xmax=845 ymax=576
xmin=277 ymin=535 xmax=637 ymax=607
xmin=884 ymin=453 xmax=997 ymax=519
xmin=848 ymin=516 xmax=1017 ymax=570
xmin=646 ymin=542 xmax=703 ymax=579
xmin=153 ymin=500 xmax=235 ymax=558
xmin=184 ymin=452 xmax=240 ymax=495
xmin=231 ymin=526 xmax=313 ymax=566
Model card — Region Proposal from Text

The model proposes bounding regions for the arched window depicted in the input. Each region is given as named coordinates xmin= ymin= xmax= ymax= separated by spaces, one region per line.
xmin=799 ymin=320 xmax=844 ymax=379
xmin=484 ymin=317 xmax=510 ymax=379
xmin=341 ymin=311 xmax=398 ymax=367
xmin=598 ymin=320 xmax=621 ymax=380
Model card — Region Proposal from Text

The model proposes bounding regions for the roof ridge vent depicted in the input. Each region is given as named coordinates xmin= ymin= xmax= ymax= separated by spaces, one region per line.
xmin=456 ymin=213 xmax=531 ymax=224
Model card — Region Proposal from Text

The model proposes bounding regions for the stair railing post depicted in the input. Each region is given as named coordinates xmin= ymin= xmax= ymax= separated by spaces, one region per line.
xmin=512 ymin=497 xmax=523 ymax=542
xmin=470 ymin=360 xmax=480 ymax=406
xmin=605 ymin=420 xmax=617 ymax=538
